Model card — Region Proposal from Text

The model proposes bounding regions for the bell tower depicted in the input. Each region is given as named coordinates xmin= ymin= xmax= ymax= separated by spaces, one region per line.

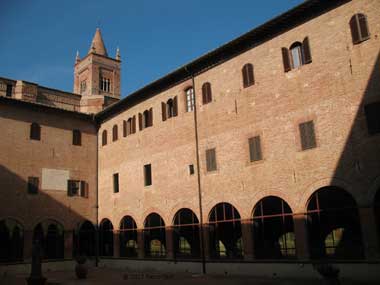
xmin=74 ymin=28 xmax=121 ymax=113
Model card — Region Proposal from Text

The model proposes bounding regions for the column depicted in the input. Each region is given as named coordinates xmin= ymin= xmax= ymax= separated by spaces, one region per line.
xmin=137 ymin=230 xmax=144 ymax=259
xmin=201 ymin=224 xmax=210 ymax=260
xmin=64 ymin=230 xmax=73 ymax=259
xmin=241 ymin=221 xmax=254 ymax=260
xmin=23 ymin=229 xmax=33 ymax=261
xmin=293 ymin=213 xmax=310 ymax=260
xmin=113 ymin=230 xmax=120 ymax=258
xmin=359 ymin=207 xmax=380 ymax=260
xmin=165 ymin=227 xmax=174 ymax=259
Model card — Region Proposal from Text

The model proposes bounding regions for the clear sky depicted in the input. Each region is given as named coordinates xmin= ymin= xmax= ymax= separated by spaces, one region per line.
xmin=0 ymin=0 xmax=303 ymax=98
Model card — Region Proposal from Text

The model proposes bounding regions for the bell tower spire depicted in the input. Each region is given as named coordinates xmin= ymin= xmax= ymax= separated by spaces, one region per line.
xmin=73 ymin=28 xmax=121 ymax=113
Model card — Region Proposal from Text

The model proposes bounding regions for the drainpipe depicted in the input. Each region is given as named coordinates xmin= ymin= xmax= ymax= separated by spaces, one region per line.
xmin=95 ymin=118 xmax=100 ymax=267
xmin=185 ymin=67 xmax=206 ymax=275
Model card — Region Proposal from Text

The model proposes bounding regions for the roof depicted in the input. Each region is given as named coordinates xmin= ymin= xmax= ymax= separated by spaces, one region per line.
xmin=95 ymin=0 xmax=351 ymax=123
xmin=0 ymin=96 xmax=94 ymax=122
xmin=89 ymin=28 xmax=108 ymax=56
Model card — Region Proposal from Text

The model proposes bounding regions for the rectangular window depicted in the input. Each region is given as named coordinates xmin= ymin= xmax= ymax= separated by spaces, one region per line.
xmin=6 ymin=84 xmax=12 ymax=97
xmin=299 ymin=121 xmax=317 ymax=150
xmin=365 ymin=102 xmax=380 ymax=135
xmin=186 ymin=88 xmax=195 ymax=112
xmin=67 ymin=180 xmax=80 ymax=196
xmin=73 ymin=129 xmax=81 ymax=146
xmin=248 ymin=136 xmax=263 ymax=162
xmin=27 ymin=177 xmax=39 ymax=194
xmin=206 ymin=148 xmax=217 ymax=172
xmin=144 ymin=164 xmax=152 ymax=186
xmin=189 ymin=164 xmax=195 ymax=175
xmin=113 ymin=173 xmax=119 ymax=193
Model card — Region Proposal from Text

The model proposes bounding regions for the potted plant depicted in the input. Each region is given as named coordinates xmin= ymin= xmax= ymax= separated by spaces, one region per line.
xmin=75 ymin=256 xmax=88 ymax=279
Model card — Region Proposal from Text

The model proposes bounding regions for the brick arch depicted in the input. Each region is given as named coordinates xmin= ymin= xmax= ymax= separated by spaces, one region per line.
xmin=31 ymin=216 xmax=66 ymax=230
xmin=141 ymin=208 xmax=167 ymax=228
xmin=168 ymin=203 xmax=200 ymax=226
xmin=251 ymin=189 xmax=297 ymax=216
xmin=0 ymin=216 xmax=27 ymax=230
xmin=116 ymin=214 xmax=140 ymax=230
xmin=205 ymin=201 xmax=243 ymax=222
xmin=296 ymin=176 xmax=356 ymax=213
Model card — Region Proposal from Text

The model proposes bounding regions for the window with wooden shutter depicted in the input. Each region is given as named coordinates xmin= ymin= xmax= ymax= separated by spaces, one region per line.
xmin=350 ymin=13 xmax=370 ymax=44
xmin=248 ymin=136 xmax=263 ymax=162
xmin=148 ymin=108 xmax=153 ymax=127
xmin=167 ymin=99 xmax=174 ymax=118
xmin=102 ymin=130 xmax=107 ymax=146
xmin=302 ymin=37 xmax=312 ymax=64
xmin=80 ymin=181 xmax=88 ymax=198
xmin=73 ymin=129 xmax=81 ymax=146
xmin=364 ymin=102 xmax=380 ymax=135
xmin=162 ymin=102 xmax=167 ymax=121
xmin=299 ymin=121 xmax=317 ymax=150
xmin=138 ymin=113 xmax=143 ymax=131
xmin=123 ymin=120 xmax=127 ymax=137
xmin=206 ymin=148 xmax=217 ymax=172
xmin=173 ymin=96 xmax=178 ymax=116
xmin=144 ymin=164 xmax=152 ymax=186
xmin=185 ymin=87 xmax=194 ymax=112
xmin=281 ymin=47 xmax=291 ymax=72
xmin=30 ymin=122 xmax=41 ymax=141
xmin=132 ymin=115 xmax=136 ymax=133
xmin=67 ymin=180 xmax=80 ymax=196
xmin=113 ymin=173 xmax=119 ymax=193
xmin=28 ymin=177 xmax=39 ymax=194
xmin=202 ymin=82 xmax=212 ymax=104
xmin=242 ymin=64 xmax=254 ymax=88
xmin=112 ymin=125 xmax=118 ymax=141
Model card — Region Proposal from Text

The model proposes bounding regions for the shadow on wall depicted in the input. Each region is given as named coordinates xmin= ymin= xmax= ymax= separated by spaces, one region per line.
xmin=0 ymin=165 xmax=96 ymax=263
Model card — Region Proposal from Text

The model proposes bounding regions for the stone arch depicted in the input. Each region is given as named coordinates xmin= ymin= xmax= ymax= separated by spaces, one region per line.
xmin=99 ymin=218 xmax=114 ymax=257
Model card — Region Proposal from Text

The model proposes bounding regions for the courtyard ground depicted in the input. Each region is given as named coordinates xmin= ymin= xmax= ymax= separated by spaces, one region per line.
xmin=0 ymin=267 xmax=375 ymax=285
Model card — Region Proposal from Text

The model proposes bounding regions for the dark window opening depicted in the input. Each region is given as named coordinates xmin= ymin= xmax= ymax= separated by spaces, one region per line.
xmin=144 ymin=213 xmax=166 ymax=258
xmin=189 ymin=164 xmax=195 ymax=175
xmin=202 ymin=82 xmax=212 ymax=104
xmin=364 ymin=102 xmax=380 ymax=135
xmin=30 ymin=123 xmax=41 ymax=141
xmin=173 ymin=209 xmax=200 ymax=258
xmin=112 ymin=125 xmax=118 ymax=142
xmin=306 ymin=187 xmax=364 ymax=260
xmin=102 ymin=130 xmax=107 ymax=146
xmin=248 ymin=136 xmax=262 ymax=162
xmin=253 ymin=196 xmax=296 ymax=259
xmin=6 ymin=84 xmax=12 ymax=97
xmin=74 ymin=221 xmax=96 ymax=257
xmin=139 ymin=109 xmax=153 ymax=130
xmin=350 ymin=13 xmax=370 ymax=44
xmin=119 ymin=216 xmax=138 ymax=257
xmin=208 ymin=203 xmax=243 ymax=259
xmin=0 ymin=219 xmax=23 ymax=262
xmin=99 ymin=219 xmax=114 ymax=256
xmin=144 ymin=164 xmax=152 ymax=186
xmin=28 ymin=177 xmax=39 ymax=194
xmin=299 ymin=120 xmax=316 ymax=150
xmin=206 ymin=148 xmax=217 ymax=172
xmin=73 ymin=129 xmax=81 ymax=146
xmin=242 ymin=64 xmax=254 ymax=88
xmin=67 ymin=180 xmax=80 ymax=196
xmin=113 ymin=173 xmax=119 ymax=193
xmin=33 ymin=220 xmax=64 ymax=260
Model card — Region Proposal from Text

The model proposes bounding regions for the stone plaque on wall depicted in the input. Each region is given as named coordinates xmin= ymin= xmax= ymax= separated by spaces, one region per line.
xmin=41 ymin=168 xmax=70 ymax=191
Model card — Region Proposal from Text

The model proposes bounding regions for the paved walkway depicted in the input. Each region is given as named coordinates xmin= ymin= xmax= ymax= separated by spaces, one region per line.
xmin=0 ymin=267 xmax=373 ymax=284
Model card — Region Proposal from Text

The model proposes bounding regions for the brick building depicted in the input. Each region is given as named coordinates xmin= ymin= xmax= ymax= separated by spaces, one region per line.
xmin=1 ymin=0 xmax=380 ymax=280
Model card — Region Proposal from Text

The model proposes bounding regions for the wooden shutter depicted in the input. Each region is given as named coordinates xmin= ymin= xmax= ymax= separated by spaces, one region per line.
xmin=123 ymin=120 xmax=127 ymax=137
xmin=299 ymin=121 xmax=316 ymax=150
xmin=132 ymin=116 xmax=136 ymax=133
xmin=80 ymin=181 xmax=87 ymax=197
xmin=202 ymin=84 xmax=207 ymax=104
xmin=138 ymin=113 xmax=143 ymax=130
xmin=242 ymin=65 xmax=248 ymax=88
xmin=161 ymin=102 xmax=167 ymax=121
xmin=302 ymin=37 xmax=312 ymax=64
xmin=358 ymin=14 xmax=370 ymax=40
xmin=102 ymin=130 xmax=107 ymax=146
xmin=281 ymin=48 xmax=291 ymax=72
xmin=173 ymin=96 xmax=178 ymax=117
xmin=206 ymin=148 xmax=216 ymax=171
xmin=249 ymin=136 xmax=262 ymax=162
xmin=67 ymin=180 xmax=73 ymax=196
xmin=350 ymin=15 xmax=360 ymax=44
xmin=113 ymin=125 xmax=118 ymax=141
xmin=149 ymin=108 xmax=153 ymax=127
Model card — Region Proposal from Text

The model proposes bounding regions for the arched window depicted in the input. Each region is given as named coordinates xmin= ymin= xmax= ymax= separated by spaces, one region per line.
xmin=0 ymin=219 xmax=23 ymax=262
xmin=208 ymin=203 xmax=243 ymax=259
xmin=281 ymin=37 xmax=312 ymax=72
xmin=144 ymin=213 xmax=166 ymax=257
xmin=33 ymin=220 xmax=64 ymax=260
xmin=185 ymin=87 xmax=195 ymax=112
xmin=143 ymin=110 xmax=149 ymax=128
xmin=350 ymin=13 xmax=370 ymax=44
xmin=30 ymin=122 xmax=41 ymax=141
xmin=74 ymin=221 xmax=96 ymax=257
xmin=173 ymin=208 xmax=200 ymax=258
xmin=306 ymin=187 xmax=364 ymax=259
xmin=119 ymin=216 xmax=138 ymax=257
xmin=242 ymin=64 xmax=254 ymax=88
xmin=202 ymin=82 xmax=212 ymax=104
xmin=253 ymin=196 xmax=295 ymax=259
xmin=167 ymin=99 xmax=174 ymax=118
xmin=162 ymin=97 xmax=178 ymax=121
xmin=112 ymin=125 xmax=118 ymax=142
xmin=99 ymin=219 xmax=114 ymax=257
xmin=102 ymin=130 xmax=107 ymax=146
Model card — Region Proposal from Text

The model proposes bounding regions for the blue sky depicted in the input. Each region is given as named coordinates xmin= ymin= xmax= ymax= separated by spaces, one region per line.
xmin=0 ymin=0 xmax=303 ymax=98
